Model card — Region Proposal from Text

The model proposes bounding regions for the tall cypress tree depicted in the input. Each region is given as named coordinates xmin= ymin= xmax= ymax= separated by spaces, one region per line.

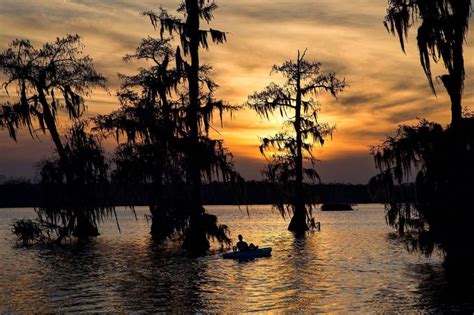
xmin=248 ymin=51 xmax=345 ymax=233
xmin=370 ymin=1 xmax=474 ymax=271
xmin=96 ymin=36 xmax=239 ymax=248
xmin=97 ymin=1 xmax=241 ymax=252
xmin=0 ymin=35 xmax=111 ymax=242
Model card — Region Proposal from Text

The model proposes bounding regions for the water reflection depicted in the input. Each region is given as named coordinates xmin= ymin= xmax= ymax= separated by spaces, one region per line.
xmin=286 ymin=235 xmax=325 ymax=312
xmin=0 ymin=205 xmax=473 ymax=312
xmin=115 ymin=242 xmax=210 ymax=312
xmin=31 ymin=240 xmax=212 ymax=312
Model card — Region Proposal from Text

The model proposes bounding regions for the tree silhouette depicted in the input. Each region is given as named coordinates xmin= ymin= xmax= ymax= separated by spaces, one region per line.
xmin=140 ymin=0 xmax=241 ymax=253
xmin=95 ymin=37 xmax=187 ymax=243
xmin=95 ymin=14 xmax=241 ymax=252
xmin=374 ymin=0 xmax=474 ymax=271
xmin=37 ymin=122 xmax=114 ymax=242
xmin=385 ymin=0 xmax=471 ymax=124
xmin=370 ymin=120 xmax=443 ymax=247
xmin=0 ymin=35 xmax=110 ymax=241
xmin=0 ymin=35 xmax=105 ymax=152
xmin=247 ymin=50 xmax=345 ymax=233
xmin=370 ymin=119 xmax=474 ymax=270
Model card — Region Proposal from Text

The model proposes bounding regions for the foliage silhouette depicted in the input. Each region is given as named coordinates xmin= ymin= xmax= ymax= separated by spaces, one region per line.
xmin=0 ymin=35 xmax=112 ymax=242
xmin=370 ymin=119 xmax=474 ymax=270
xmin=95 ymin=5 xmax=242 ymax=252
xmin=36 ymin=122 xmax=115 ymax=242
xmin=385 ymin=0 xmax=471 ymax=124
xmin=247 ymin=50 xmax=345 ymax=233
xmin=141 ymin=0 xmax=241 ymax=253
xmin=11 ymin=218 xmax=44 ymax=246
xmin=374 ymin=0 xmax=474 ymax=271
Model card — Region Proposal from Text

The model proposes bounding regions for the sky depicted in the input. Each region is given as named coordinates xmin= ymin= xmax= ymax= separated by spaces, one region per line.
xmin=0 ymin=0 xmax=473 ymax=184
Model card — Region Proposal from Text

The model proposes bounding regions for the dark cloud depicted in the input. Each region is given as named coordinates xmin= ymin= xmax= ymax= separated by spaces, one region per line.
xmin=0 ymin=133 xmax=52 ymax=179
xmin=233 ymin=152 xmax=377 ymax=184
xmin=316 ymin=153 xmax=377 ymax=184
xmin=339 ymin=93 xmax=382 ymax=107
xmin=217 ymin=0 xmax=383 ymax=30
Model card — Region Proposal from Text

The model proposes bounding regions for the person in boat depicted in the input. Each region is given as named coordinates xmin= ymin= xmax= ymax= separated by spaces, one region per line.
xmin=236 ymin=234 xmax=250 ymax=252
xmin=236 ymin=235 xmax=259 ymax=252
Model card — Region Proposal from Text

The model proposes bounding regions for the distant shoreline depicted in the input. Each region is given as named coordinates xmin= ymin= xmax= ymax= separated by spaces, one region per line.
xmin=0 ymin=181 xmax=404 ymax=209
xmin=0 ymin=202 xmax=383 ymax=212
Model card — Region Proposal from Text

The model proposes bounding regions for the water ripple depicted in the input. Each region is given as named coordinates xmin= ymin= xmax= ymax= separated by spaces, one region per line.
xmin=1 ymin=205 xmax=473 ymax=313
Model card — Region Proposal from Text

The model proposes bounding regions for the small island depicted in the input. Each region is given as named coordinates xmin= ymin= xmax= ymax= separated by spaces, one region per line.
xmin=321 ymin=203 xmax=354 ymax=211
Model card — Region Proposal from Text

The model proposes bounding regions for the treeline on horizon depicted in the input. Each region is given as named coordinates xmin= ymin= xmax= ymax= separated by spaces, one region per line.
xmin=0 ymin=181 xmax=411 ymax=208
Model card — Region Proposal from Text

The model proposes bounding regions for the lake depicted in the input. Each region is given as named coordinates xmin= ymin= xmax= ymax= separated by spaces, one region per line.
xmin=1 ymin=205 xmax=473 ymax=313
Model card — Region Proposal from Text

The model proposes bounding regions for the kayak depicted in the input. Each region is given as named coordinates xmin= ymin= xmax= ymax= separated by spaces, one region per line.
xmin=222 ymin=247 xmax=272 ymax=260
xmin=223 ymin=247 xmax=272 ymax=259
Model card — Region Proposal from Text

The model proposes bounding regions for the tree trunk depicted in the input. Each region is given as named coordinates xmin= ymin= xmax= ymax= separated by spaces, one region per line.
xmin=443 ymin=120 xmax=474 ymax=275
xmin=38 ymin=88 xmax=66 ymax=160
xmin=73 ymin=216 xmax=100 ymax=239
xmin=442 ymin=2 xmax=473 ymax=272
xmin=289 ymin=55 xmax=308 ymax=233
xmin=38 ymin=87 xmax=98 ymax=241
xmin=149 ymin=85 xmax=175 ymax=242
xmin=182 ymin=0 xmax=210 ymax=253
xmin=150 ymin=179 xmax=164 ymax=241
xmin=441 ymin=71 xmax=463 ymax=126
xmin=182 ymin=213 xmax=210 ymax=254
xmin=446 ymin=4 xmax=466 ymax=126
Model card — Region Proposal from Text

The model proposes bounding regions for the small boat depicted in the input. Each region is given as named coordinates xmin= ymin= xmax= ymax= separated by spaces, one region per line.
xmin=222 ymin=247 xmax=272 ymax=260
xmin=321 ymin=203 xmax=353 ymax=211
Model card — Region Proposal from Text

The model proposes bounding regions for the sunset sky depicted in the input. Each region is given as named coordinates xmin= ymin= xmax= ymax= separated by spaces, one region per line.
xmin=1 ymin=0 xmax=473 ymax=183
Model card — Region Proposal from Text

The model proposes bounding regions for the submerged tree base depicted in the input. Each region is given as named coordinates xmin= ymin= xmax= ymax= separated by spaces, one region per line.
xmin=73 ymin=219 xmax=100 ymax=240
xmin=288 ymin=213 xmax=309 ymax=234
xmin=182 ymin=224 xmax=211 ymax=255
xmin=182 ymin=210 xmax=231 ymax=255
xmin=12 ymin=216 xmax=101 ymax=246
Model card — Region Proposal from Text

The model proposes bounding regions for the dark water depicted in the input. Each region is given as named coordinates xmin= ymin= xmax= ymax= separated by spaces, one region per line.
xmin=0 ymin=205 xmax=473 ymax=313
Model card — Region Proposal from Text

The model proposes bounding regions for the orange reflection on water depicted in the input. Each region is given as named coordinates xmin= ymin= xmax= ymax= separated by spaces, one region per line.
xmin=1 ymin=205 xmax=465 ymax=313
